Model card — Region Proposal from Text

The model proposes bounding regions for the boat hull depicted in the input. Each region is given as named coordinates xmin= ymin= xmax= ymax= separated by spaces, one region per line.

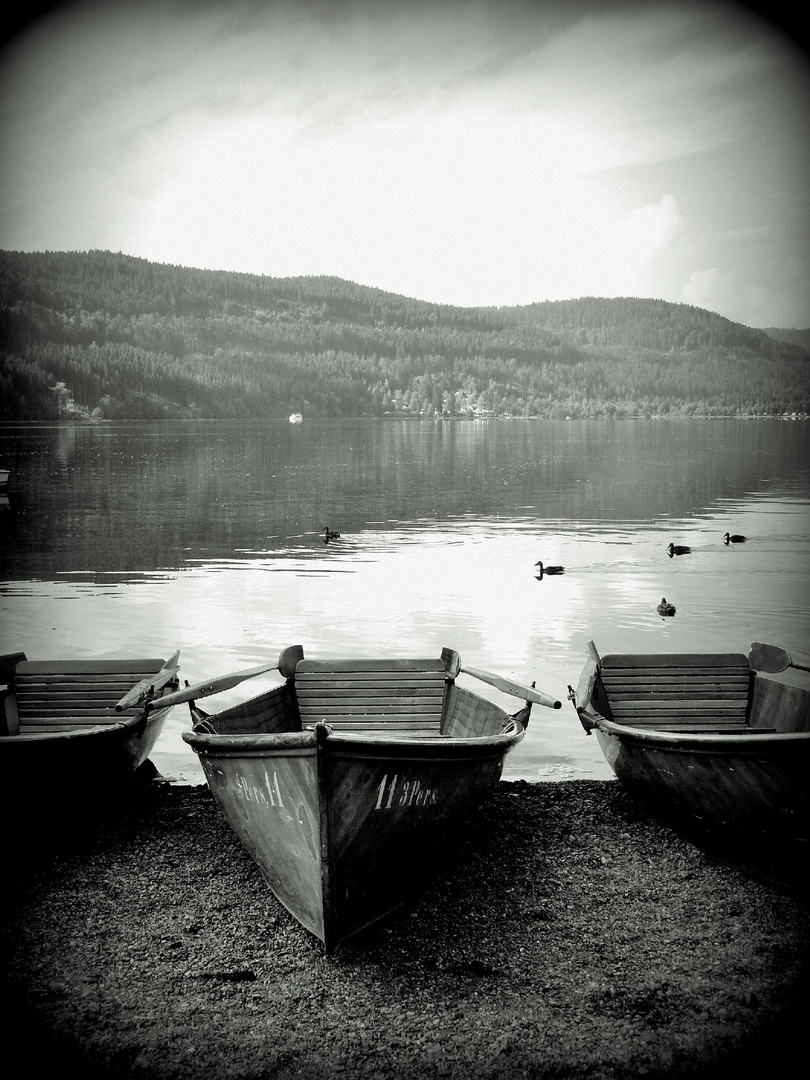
xmin=180 ymin=650 xmax=542 ymax=952
xmin=325 ymin=734 xmax=510 ymax=945
xmin=0 ymin=702 xmax=171 ymax=771
xmin=1 ymin=706 xmax=173 ymax=833
xmin=1 ymin=654 xmax=179 ymax=842
xmin=187 ymin=722 xmax=521 ymax=951
xmin=573 ymin=648 xmax=810 ymax=884
xmin=595 ymin=723 xmax=809 ymax=845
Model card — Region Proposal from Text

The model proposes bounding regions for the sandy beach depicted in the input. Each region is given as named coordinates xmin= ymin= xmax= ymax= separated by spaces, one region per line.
xmin=3 ymin=777 xmax=808 ymax=1080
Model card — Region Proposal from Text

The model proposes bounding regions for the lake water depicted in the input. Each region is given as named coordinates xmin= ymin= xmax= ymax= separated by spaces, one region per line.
xmin=1 ymin=418 xmax=808 ymax=785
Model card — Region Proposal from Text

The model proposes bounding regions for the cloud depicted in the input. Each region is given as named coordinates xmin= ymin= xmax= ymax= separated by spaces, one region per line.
xmin=682 ymin=263 xmax=807 ymax=327
xmin=625 ymin=195 xmax=684 ymax=274
xmin=1 ymin=1 xmax=788 ymax=163
xmin=0 ymin=1 xmax=807 ymax=323
xmin=683 ymin=267 xmax=723 ymax=310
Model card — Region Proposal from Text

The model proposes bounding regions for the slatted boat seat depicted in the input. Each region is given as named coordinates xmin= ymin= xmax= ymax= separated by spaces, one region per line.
xmin=9 ymin=659 xmax=170 ymax=735
xmin=598 ymin=653 xmax=755 ymax=732
xmin=294 ymin=658 xmax=447 ymax=736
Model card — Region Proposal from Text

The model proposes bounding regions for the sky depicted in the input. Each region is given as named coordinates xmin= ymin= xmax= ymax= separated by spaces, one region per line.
xmin=0 ymin=0 xmax=808 ymax=328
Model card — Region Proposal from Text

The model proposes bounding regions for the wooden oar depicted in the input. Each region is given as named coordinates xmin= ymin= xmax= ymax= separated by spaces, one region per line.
xmin=749 ymin=642 xmax=810 ymax=674
xmin=150 ymin=645 xmax=304 ymax=710
xmin=441 ymin=647 xmax=561 ymax=709
xmin=114 ymin=650 xmax=181 ymax=711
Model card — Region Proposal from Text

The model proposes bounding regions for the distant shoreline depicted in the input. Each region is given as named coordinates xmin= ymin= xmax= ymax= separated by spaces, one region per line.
xmin=3 ymin=412 xmax=809 ymax=427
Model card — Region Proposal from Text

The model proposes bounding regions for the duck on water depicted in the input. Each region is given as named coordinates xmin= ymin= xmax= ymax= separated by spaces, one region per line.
xmin=535 ymin=561 xmax=564 ymax=577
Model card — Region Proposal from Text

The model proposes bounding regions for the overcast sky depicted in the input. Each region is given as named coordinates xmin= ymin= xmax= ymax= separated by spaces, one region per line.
xmin=0 ymin=0 xmax=808 ymax=328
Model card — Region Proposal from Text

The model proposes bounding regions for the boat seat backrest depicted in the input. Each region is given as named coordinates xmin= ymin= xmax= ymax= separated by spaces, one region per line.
xmin=598 ymin=653 xmax=752 ymax=731
xmin=8 ymin=659 xmax=169 ymax=735
xmin=294 ymin=658 xmax=447 ymax=734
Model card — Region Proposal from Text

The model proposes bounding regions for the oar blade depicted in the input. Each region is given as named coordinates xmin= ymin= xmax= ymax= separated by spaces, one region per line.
xmin=586 ymin=640 xmax=601 ymax=669
xmin=278 ymin=645 xmax=304 ymax=679
xmin=749 ymin=642 xmax=791 ymax=673
xmin=441 ymin=647 xmax=461 ymax=679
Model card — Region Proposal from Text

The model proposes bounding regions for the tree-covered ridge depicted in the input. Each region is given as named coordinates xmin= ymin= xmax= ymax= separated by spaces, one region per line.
xmin=762 ymin=327 xmax=810 ymax=352
xmin=512 ymin=297 xmax=788 ymax=355
xmin=0 ymin=249 xmax=808 ymax=421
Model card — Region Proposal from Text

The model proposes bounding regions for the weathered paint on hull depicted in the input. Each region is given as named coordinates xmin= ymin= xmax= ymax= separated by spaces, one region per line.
xmin=595 ymin=724 xmax=810 ymax=844
xmin=187 ymin=726 xmax=520 ymax=951
xmin=193 ymin=732 xmax=324 ymax=938
xmin=324 ymin=734 xmax=512 ymax=948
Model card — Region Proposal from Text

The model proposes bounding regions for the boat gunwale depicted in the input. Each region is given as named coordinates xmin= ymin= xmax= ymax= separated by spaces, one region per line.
xmin=325 ymin=729 xmax=522 ymax=747
xmin=182 ymin=729 xmax=317 ymax=752
xmin=3 ymin=722 xmax=129 ymax=743
xmin=591 ymin=714 xmax=810 ymax=749
xmin=3 ymin=704 xmax=174 ymax=744
xmin=182 ymin=722 xmax=525 ymax=755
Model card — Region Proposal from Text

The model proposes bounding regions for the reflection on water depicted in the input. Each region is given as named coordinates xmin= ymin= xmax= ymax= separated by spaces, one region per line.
xmin=1 ymin=419 xmax=808 ymax=783
xmin=2 ymin=418 xmax=808 ymax=579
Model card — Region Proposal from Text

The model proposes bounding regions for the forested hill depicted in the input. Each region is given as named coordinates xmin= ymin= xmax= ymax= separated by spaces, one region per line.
xmin=762 ymin=327 xmax=810 ymax=352
xmin=1 ymin=249 xmax=808 ymax=421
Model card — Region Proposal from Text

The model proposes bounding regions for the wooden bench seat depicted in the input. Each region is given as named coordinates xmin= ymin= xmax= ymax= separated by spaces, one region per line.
xmin=6 ymin=659 xmax=172 ymax=736
xmin=598 ymin=653 xmax=754 ymax=731
xmin=294 ymin=658 xmax=447 ymax=736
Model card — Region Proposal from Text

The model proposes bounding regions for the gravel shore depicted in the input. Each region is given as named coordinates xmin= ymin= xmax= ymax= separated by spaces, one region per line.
xmin=3 ymin=778 xmax=808 ymax=1080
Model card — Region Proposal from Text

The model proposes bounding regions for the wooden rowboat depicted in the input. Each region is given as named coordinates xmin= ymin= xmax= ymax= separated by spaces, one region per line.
xmin=175 ymin=645 xmax=561 ymax=952
xmin=569 ymin=641 xmax=810 ymax=884
xmin=1 ymin=650 xmax=180 ymax=837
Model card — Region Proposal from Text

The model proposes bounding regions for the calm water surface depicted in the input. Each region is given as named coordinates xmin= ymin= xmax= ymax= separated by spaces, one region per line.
xmin=1 ymin=418 xmax=808 ymax=784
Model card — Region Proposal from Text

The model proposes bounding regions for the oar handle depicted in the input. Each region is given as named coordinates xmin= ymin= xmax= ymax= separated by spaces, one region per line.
xmin=115 ymin=650 xmax=181 ymax=711
xmin=460 ymin=664 xmax=562 ymax=709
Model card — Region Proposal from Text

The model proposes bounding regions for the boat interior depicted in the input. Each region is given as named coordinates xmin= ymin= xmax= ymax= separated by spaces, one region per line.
xmin=588 ymin=652 xmax=810 ymax=735
xmin=193 ymin=657 xmax=526 ymax=741
xmin=0 ymin=655 xmax=178 ymax=738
